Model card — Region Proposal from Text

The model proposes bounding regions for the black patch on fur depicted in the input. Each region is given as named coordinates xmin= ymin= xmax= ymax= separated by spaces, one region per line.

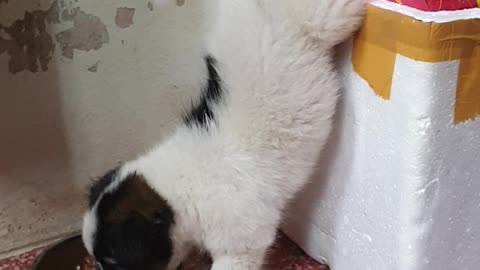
xmin=91 ymin=173 xmax=174 ymax=270
xmin=183 ymin=55 xmax=223 ymax=128
xmin=88 ymin=166 xmax=120 ymax=208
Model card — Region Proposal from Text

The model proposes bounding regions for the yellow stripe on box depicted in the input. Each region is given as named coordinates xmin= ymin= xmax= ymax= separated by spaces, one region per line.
xmin=352 ymin=4 xmax=480 ymax=124
xmin=456 ymin=46 xmax=480 ymax=123
xmin=352 ymin=35 xmax=395 ymax=100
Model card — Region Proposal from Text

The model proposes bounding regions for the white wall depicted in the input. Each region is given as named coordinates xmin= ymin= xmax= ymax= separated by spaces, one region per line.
xmin=0 ymin=0 xmax=215 ymax=256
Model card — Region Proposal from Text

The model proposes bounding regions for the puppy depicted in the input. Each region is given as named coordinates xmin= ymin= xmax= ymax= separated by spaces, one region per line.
xmin=82 ymin=0 xmax=364 ymax=269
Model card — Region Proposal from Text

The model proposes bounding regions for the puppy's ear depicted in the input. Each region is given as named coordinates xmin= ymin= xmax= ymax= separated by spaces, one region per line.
xmin=88 ymin=166 xmax=121 ymax=208
xmin=93 ymin=172 xmax=175 ymax=267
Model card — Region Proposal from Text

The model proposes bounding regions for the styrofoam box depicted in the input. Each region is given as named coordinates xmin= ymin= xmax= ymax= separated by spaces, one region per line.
xmin=283 ymin=1 xmax=480 ymax=270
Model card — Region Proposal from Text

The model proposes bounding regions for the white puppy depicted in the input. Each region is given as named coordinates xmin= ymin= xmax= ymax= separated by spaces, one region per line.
xmin=82 ymin=1 xmax=364 ymax=270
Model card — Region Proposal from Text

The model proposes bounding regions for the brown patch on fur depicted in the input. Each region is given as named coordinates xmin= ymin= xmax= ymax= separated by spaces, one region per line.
xmin=106 ymin=174 xmax=171 ymax=224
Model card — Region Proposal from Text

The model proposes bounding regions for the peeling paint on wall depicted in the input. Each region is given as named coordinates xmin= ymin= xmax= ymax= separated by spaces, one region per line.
xmin=0 ymin=1 xmax=59 ymax=74
xmin=0 ymin=0 xmax=109 ymax=73
xmin=176 ymin=0 xmax=185 ymax=7
xmin=88 ymin=61 xmax=99 ymax=72
xmin=61 ymin=7 xmax=80 ymax=21
xmin=56 ymin=10 xmax=110 ymax=59
xmin=115 ymin=7 xmax=135 ymax=29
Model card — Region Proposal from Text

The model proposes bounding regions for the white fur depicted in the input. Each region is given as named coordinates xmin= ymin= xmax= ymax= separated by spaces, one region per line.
xmin=82 ymin=170 xmax=125 ymax=256
xmin=82 ymin=207 xmax=98 ymax=255
xmin=83 ymin=0 xmax=364 ymax=269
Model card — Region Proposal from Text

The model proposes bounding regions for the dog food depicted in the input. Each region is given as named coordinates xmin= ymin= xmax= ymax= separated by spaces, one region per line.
xmin=76 ymin=256 xmax=96 ymax=270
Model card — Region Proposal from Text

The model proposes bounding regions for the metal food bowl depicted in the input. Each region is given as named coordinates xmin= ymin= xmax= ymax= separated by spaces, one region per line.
xmin=31 ymin=235 xmax=91 ymax=270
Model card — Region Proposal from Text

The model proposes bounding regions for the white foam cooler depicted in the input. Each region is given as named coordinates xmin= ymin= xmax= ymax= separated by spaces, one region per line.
xmin=283 ymin=1 xmax=480 ymax=270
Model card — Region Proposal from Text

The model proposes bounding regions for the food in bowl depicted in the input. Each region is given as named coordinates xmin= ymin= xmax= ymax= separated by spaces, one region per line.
xmin=75 ymin=255 xmax=96 ymax=270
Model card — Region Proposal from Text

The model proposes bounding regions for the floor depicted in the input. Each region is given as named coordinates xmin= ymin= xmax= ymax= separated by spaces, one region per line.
xmin=0 ymin=233 xmax=328 ymax=270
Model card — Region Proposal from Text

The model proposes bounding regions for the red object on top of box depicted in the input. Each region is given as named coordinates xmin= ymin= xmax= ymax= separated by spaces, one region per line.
xmin=386 ymin=0 xmax=479 ymax=11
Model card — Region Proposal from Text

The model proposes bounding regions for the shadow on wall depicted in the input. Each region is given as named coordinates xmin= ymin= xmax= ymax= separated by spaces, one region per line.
xmin=0 ymin=1 xmax=76 ymax=255
xmin=0 ymin=2 xmax=72 ymax=173
xmin=0 ymin=72 xmax=71 ymax=177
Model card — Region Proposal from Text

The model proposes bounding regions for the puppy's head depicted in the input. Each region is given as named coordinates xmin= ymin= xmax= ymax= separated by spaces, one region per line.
xmin=82 ymin=167 xmax=174 ymax=270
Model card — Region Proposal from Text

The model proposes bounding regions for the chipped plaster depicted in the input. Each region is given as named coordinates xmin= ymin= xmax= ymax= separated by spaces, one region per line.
xmin=56 ymin=10 xmax=109 ymax=59
xmin=0 ymin=0 xmax=109 ymax=72
xmin=87 ymin=61 xmax=99 ymax=72
xmin=0 ymin=1 xmax=58 ymax=73
xmin=147 ymin=2 xmax=154 ymax=11
xmin=115 ymin=7 xmax=135 ymax=29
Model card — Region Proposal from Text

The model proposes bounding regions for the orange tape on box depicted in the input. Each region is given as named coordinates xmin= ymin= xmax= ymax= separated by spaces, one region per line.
xmin=352 ymin=4 xmax=480 ymax=124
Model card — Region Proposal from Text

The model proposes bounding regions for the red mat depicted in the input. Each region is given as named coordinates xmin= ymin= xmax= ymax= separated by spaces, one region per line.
xmin=0 ymin=233 xmax=328 ymax=270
